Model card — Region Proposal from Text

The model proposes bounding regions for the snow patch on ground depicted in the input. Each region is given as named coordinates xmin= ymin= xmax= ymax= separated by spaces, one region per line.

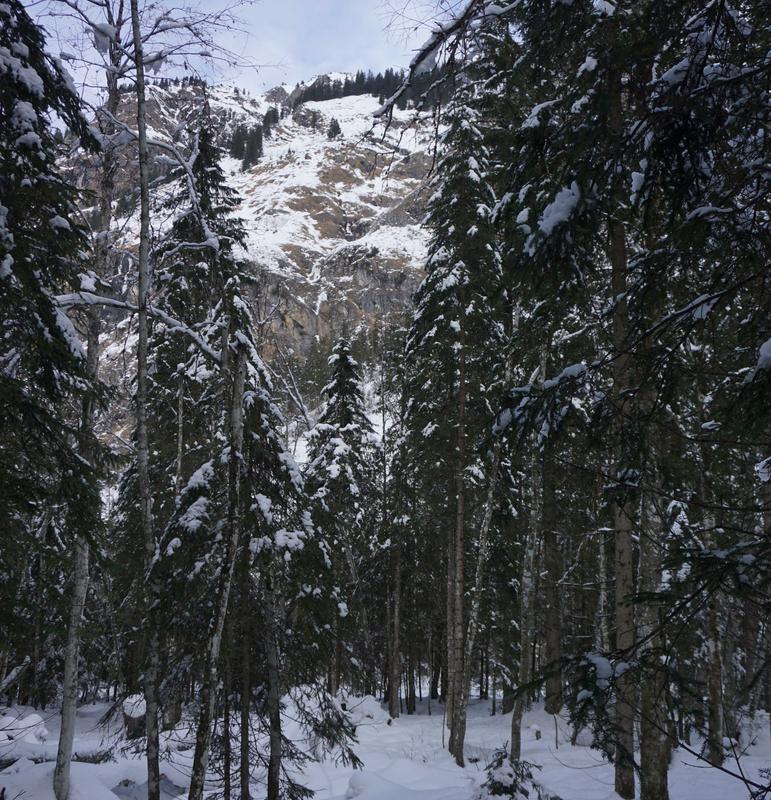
xmin=2 ymin=697 xmax=768 ymax=800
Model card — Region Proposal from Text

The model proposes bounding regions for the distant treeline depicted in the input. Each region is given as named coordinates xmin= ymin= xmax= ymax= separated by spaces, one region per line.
xmin=292 ymin=67 xmax=449 ymax=110
xmin=117 ymin=75 xmax=209 ymax=93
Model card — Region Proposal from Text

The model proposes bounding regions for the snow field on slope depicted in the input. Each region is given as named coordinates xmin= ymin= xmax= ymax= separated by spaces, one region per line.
xmin=2 ymin=695 xmax=767 ymax=800
xmin=227 ymin=94 xmax=429 ymax=282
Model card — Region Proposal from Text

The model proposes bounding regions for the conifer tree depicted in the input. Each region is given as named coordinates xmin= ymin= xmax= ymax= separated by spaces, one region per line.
xmin=0 ymin=0 xmax=100 ymax=541
xmin=305 ymin=338 xmax=379 ymax=692
xmin=229 ymin=123 xmax=247 ymax=160
xmin=0 ymin=0 xmax=102 ymax=717
xmin=241 ymin=125 xmax=263 ymax=169
xmin=397 ymin=80 xmax=508 ymax=764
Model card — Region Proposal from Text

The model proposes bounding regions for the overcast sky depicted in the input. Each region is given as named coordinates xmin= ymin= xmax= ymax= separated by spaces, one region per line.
xmin=197 ymin=0 xmax=436 ymax=93
xmin=31 ymin=0 xmax=442 ymax=100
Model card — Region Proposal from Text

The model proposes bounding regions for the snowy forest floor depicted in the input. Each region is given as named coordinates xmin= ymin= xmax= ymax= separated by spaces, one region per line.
xmin=1 ymin=695 xmax=768 ymax=800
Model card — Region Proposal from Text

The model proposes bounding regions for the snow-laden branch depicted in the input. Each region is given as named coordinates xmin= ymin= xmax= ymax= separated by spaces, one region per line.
xmin=98 ymin=111 xmax=220 ymax=255
xmin=56 ymin=291 xmax=221 ymax=363
xmin=0 ymin=657 xmax=31 ymax=694
xmin=45 ymin=0 xmax=255 ymax=84
xmin=374 ymin=0 xmax=520 ymax=119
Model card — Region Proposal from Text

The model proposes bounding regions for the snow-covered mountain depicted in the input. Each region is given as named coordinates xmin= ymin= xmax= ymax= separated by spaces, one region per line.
xmin=98 ymin=78 xmax=434 ymax=354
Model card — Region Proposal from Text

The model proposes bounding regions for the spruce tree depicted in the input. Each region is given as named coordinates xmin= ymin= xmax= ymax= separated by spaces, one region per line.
xmin=305 ymin=338 xmax=379 ymax=692
xmin=396 ymin=80 xmax=509 ymax=762
xmin=241 ymin=125 xmax=263 ymax=169
xmin=0 ymin=0 xmax=102 ymax=705
xmin=229 ymin=122 xmax=247 ymax=160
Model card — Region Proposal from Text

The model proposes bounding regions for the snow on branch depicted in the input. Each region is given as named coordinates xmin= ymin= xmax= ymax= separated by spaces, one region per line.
xmin=374 ymin=0 xmax=519 ymax=119
xmin=55 ymin=291 xmax=221 ymax=364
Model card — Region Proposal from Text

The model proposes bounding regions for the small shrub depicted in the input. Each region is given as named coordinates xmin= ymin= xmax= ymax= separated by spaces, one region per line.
xmin=479 ymin=748 xmax=561 ymax=800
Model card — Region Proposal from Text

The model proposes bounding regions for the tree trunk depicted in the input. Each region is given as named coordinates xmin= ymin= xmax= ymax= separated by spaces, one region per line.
xmin=127 ymin=4 xmax=160 ymax=797
xmin=445 ymin=513 xmax=455 ymax=730
xmin=264 ymin=574 xmax=282 ymax=800
xmin=223 ymin=655 xmax=232 ymax=800
xmin=542 ymin=436 xmax=562 ymax=715
xmin=175 ymin=373 xmax=185 ymax=492
xmin=188 ymin=347 xmax=247 ymax=800
xmin=639 ymin=504 xmax=670 ymax=800
xmin=596 ymin=526 xmax=611 ymax=651
xmin=53 ymin=66 xmax=120 ymax=786
xmin=240 ymin=554 xmax=251 ymax=800
xmin=706 ymin=583 xmax=724 ymax=767
xmin=451 ymin=429 xmax=505 ymax=766
xmin=447 ymin=345 xmax=467 ymax=759
xmin=608 ymin=63 xmax=636 ymax=800
xmin=389 ymin=538 xmax=401 ymax=718
xmin=53 ymin=538 xmax=89 ymax=800
xmin=510 ymin=486 xmax=538 ymax=762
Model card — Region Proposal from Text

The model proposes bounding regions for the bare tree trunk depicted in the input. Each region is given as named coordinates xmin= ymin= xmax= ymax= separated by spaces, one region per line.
xmin=223 ymin=654 xmax=232 ymax=800
xmin=389 ymin=538 xmax=401 ymax=718
xmin=511 ymin=488 xmax=538 ymax=762
xmin=451 ymin=429 xmax=505 ymax=766
xmin=264 ymin=574 xmax=282 ymax=800
xmin=53 ymin=538 xmax=89 ymax=800
xmin=611 ymin=360 xmax=636 ymax=800
xmin=328 ymin=618 xmax=341 ymax=696
xmin=53 ymin=51 xmax=121 ymax=792
xmin=175 ymin=373 xmax=185 ymax=492
xmin=128 ymin=3 xmax=160 ymax=796
xmin=445 ymin=512 xmax=456 ymax=732
xmin=542 ymin=437 xmax=562 ymax=715
xmin=706 ymin=581 xmax=724 ymax=767
xmin=188 ymin=347 xmax=247 ymax=800
xmin=447 ymin=346 xmax=467 ymax=759
xmin=53 ymin=268 xmax=101 ymax=800
xmin=240 ymin=554 xmax=251 ymax=800
xmin=608 ymin=63 xmax=636 ymax=800
xmin=639 ymin=505 xmax=670 ymax=800
xmin=596 ymin=526 xmax=611 ymax=650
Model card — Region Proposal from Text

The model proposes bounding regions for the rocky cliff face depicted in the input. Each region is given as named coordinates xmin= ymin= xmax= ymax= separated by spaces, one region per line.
xmin=103 ymin=79 xmax=433 ymax=356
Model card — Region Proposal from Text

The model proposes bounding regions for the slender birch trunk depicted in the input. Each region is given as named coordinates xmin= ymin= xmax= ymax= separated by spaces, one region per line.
xmin=127 ymin=3 xmax=161 ymax=796
xmin=53 ymin=538 xmax=89 ymax=800
xmin=54 ymin=50 xmax=122 ymax=797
